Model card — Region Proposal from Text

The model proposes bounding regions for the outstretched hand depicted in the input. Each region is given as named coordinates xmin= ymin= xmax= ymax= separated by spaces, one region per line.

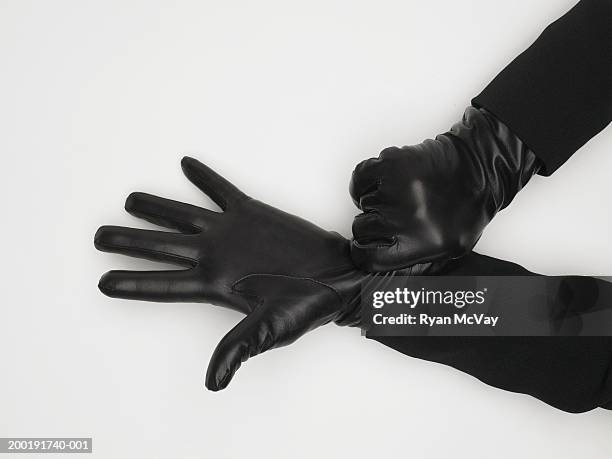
xmin=95 ymin=157 xmax=367 ymax=390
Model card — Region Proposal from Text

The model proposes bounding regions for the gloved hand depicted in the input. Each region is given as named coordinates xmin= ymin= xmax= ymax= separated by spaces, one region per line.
xmin=349 ymin=106 xmax=541 ymax=272
xmin=95 ymin=157 xmax=374 ymax=391
xmin=95 ymin=158 xmax=612 ymax=412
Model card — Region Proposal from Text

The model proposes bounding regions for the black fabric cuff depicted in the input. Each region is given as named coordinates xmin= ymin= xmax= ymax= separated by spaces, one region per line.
xmin=472 ymin=0 xmax=612 ymax=176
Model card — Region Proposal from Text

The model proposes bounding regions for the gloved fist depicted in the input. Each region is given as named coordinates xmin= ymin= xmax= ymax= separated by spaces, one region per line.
xmin=350 ymin=106 xmax=541 ymax=272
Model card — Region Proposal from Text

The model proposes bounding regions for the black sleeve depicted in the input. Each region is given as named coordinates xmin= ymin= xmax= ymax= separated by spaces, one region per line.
xmin=369 ymin=253 xmax=612 ymax=413
xmin=471 ymin=0 xmax=612 ymax=175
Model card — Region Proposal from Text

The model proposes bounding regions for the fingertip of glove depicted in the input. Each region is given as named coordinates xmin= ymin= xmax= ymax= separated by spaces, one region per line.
xmin=205 ymin=340 xmax=242 ymax=392
xmin=205 ymin=379 xmax=222 ymax=392
xmin=93 ymin=225 xmax=123 ymax=252
xmin=97 ymin=271 xmax=118 ymax=297
xmin=181 ymin=155 xmax=198 ymax=171
xmin=93 ymin=226 xmax=108 ymax=251
xmin=124 ymin=192 xmax=142 ymax=213
xmin=205 ymin=377 xmax=226 ymax=392
xmin=205 ymin=364 xmax=233 ymax=392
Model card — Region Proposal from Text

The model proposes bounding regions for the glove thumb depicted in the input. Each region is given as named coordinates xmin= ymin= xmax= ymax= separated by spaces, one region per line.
xmin=205 ymin=274 xmax=341 ymax=391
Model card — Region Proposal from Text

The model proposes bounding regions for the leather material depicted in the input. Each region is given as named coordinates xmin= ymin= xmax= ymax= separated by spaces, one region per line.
xmin=349 ymin=106 xmax=541 ymax=272
xmin=95 ymin=158 xmax=612 ymax=412
xmin=95 ymin=157 xmax=372 ymax=390
xmin=93 ymin=158 xmax=434 ymax=389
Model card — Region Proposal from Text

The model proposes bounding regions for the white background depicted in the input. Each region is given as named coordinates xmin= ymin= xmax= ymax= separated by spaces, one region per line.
xmin=1 ymin=0 xmax=611 ymax=457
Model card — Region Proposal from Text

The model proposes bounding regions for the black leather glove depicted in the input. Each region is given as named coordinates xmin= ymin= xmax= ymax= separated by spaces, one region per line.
xmin=95 ymin=158 xmax=612 ymax=412
xmin=349 ymin=106 xmax=541 ymax=272
xmin=95 ymin=157 xmax=371 ymax=391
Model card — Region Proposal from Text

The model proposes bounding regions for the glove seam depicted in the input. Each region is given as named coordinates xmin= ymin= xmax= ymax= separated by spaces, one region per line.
xmin=130 ymin=208 xmax=203 ymax=233
xmin=231 ymin=273 xmax=346 ymax=315
xmin=97 ymin=241 xmax=197 ymax=266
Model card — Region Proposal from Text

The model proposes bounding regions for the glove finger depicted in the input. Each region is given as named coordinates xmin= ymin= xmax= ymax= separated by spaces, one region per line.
xmin=98 ymin=269 xmax=204 ymax=301
xmin=205 ymin=275 xmax=342 ymax=391
xmin=181 ymin=156 xmax=248 ymax=211
xmin=349 ymin=158 xmax=382 ymax=207
xmin=205 ymin=272 xmax=348 ymax=391
xmin=125 ymin=192 xmax=217 ymax=232
xmin=358 ymin=190 xmax=386 ymax=212
xmin=94 ymin=225 xmax=198 ymax=267
xmin=205 ymin=306 xmax=273 ymax=391
xmin=352 ymin=212 xmax=394 ymax=245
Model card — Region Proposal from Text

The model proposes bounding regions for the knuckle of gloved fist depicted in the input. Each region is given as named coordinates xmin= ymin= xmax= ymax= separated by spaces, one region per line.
xmin=350 ymin=179 xmax=379 ymax=205
xmin=349 ymin=174 xmax=362 ymax=198
xmin=359 ymin=195 xmax=380 ymax=212
xmin=378 ymin=146 xmax=401 ymax=160
xmin=351 ymin=159 xmax=369 ymax=177
xmin=352 ymin=211 xmax=384 ymax=231
xmin=352 ymin=223 xmax=396 ymax=248
xmin=353 ymin=154 xmax=383 ymax=176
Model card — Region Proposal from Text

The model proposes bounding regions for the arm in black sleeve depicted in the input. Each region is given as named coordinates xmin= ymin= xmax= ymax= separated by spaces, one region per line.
xmin=371 ymin=253 xmax=612 ymax=413
xmin=471 ymin=0 xmax=612 ymax=175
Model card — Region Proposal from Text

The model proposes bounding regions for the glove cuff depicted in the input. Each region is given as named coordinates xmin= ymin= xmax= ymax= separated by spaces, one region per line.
xmin=446 ymin=106 xmax=541 ymax=213
xmin=479 ymin=107 xmax=541 ymax=210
